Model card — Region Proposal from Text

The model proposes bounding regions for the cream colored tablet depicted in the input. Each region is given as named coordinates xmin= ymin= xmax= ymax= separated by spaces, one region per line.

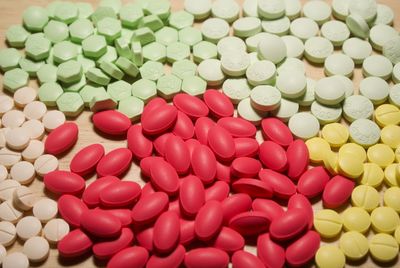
xmin=13 ymin=87 xmax=37 ymax=108
xmin=21 ymin=120 xmax=45 ymax=140
xmin=0 ymin=244 xmax=6 ymax=264
xmin=23 ymin=101 xmax=47 ymax=120
xmin=0 ymin=221 xmax=16 ymax=246
xmin=22 ymin=140 xmax=44 ymax=163
xmin=2 ymin=252 xmax=29 ymax=268
xmin=1 ymin=110 xmax=25 ymax=129
xmin=33 ymin=198 xmax=58 ymax=223
xmin=10 ymin=161 xmax=35 ymax=185
xmin=43 ymin=218 xmax=70 ymax=244
xmin=237 ymin=98 xmax=265 ymax=125
xmin=0 ymin=180 xmax=21 ymax=201
xmin=23 ymin=236 xmax=49 ymax=262
xmin=5 ymin=127 xmax=30 ymax=151
xmin=16 ymin=216 xmax=42 ymax=241
xmin=0 ymin=165 xmax=8 ymax=181
xmin=13 ymin=186 xmax=41 ymax=211
xmin=0 ymin=128 xmax=9 ymax=148
xmin=0 ymin=148 xmax=21 ymax=168
xmin=41 ymin=110 xmax=66 ymax=132
xmin=34 ymin=154 xmax=59 ymax=177
xmin=0 ymin=96 xmax=14 ymax=116
xmin=0 ymin=200 xmax=23 ymax=223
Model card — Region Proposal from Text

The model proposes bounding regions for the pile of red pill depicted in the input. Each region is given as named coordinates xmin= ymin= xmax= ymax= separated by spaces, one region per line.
xmin=43 ymin=91 xmax=357 ymax=268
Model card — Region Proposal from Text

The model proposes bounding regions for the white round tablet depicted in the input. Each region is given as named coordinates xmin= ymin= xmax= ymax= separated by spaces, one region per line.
xmin=257 ymin=34 xmax=287 ymax=64
xmin=197 ymin=59 xmax=225 ymax=86
xmin=314 ymin=77 xmax=346 ymax=106
xmin=311 ymin=101 xmax=342 ymax=125
xmin=211 ymin=0 xmax=240 ymax=23
xmin=245 ymin=32 xmax=271 ymax=53
xmin=220 ymin=51 xmax=250 ymax=77
xmin=284 ymin=0 xmax=301 ymax=20
xmin=5 ymin=127 xmax=30 ymax=151
xmin=334 ymin=75 xmax=354 ymax=97
xmin=321 ymin=20 xmax=351 ymax=47
xmin=296 ymin=78 xmax=316 ymax=107
xmin=348 ymin=0 xmax=377 ymax=23
xmin=2 ymin=252 xmax=29 ymax=268
xmin=23 ymin=101 xmax=47 ymax=120
xmin=217 ymin=36 xmax=247 ymax=57
xmin=303 ymin=0 xmax=332 ymax=25
xmin=43 ymin=218 xmax=70 ymax=244
xmin=288 ymin=112 xmax=320 ymax=140
xmin=258 ymin=0 xmax=285 ymax=20
xmin=243 ymin=0 xmax=258 ymax=17
xmin=250 ymin=85 xmax=281 ymax=112
xmin=369 ymin=24 xmax=398 ymax=51
xmin=16 ymin=216 xmax=42 ymax=240
xmin=362 ymin=55 xmax=393 ymax=80
xmin=349 ymin=119 xmax=380 ymax=147
xmin=1 ymin=110 xmax=25 ymax=129
xmin=13 ymin=87 xmax=37 ymax=108
xmin=222 ymin=78 xmax=252 ymax=104
xmin=281 ymin=35 xmax=304 ymax=59
xmin=271 ymin=98 xmax=299 ymax=122
xmin=21 ymin=119 xmax=45 ymax=140
xmin=383 ymin=36 xmax=400 ymax=65
xmin=32 ymin=198 xmax=58 ymax=223
xmin=237 ymin=98 xmax=265 ymax=125
xmin=261 ymin=16 xmax=290 ymax=36
xmin=276 ymin=71 xmax=307 ymax=99
xmin=342 ymin=38 xmax=372 ymax=64
xmin=246 ymin=60 xmax=276 ymax=86
xmin=359 ymin=77 xmax=390 ymax=105
xmin=389 ymin=84 xmax=400 ymax=107
xmin=201 ymin=18 xmax=230 ymax=44
xmin=0 ymin=96 xmax=14 ymax=116
xmin=304 ymin=37 xmax=334 ymax=64
xmin=290 ymin=17 xmax=319 ymax=41
xmin=277 ymin=57 xmax=305 ymax=75
xmin=393 ymin=63 xmax=400 ymax=84
xmin=13 ymin=186 xmax=42 ymax=211
xmin=0 ymin=221 xmax=16 ymax=246
xmin=324 ymin=53 xmax=355 ymax=77
xmin=346 ymin=14 xmax=370 ymax=39
xmin=332 ymin=0 xmax=350 ymax=21
xmin=0 ymin=165 xmax=7 ymax=182
xmin=374 ymin=4 xmax=394 ymax=26
xmin=232 ymin=17 xmax=262 ymax=38
xmin=22 ymin=140 xmax=44 ymax=163
xmin=23 ymin=236 xmax=50 ymax=262
xmin=184 ymin=0 xmax=212 ymax=20
xmin=10 ymin=161 xmax=35 ymax=185
xmin=41 ymin=110 xmax=66 ymax=132
xmin=0 ymin=200 xmax=23 ymax=223
xmin=343 ymin=95 xmax=374 ymax=122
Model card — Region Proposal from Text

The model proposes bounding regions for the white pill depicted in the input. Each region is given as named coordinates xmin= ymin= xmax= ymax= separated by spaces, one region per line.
xmin=13 ymin=87 xmax=37 ymax=108
xmin=374 ymin=4 xmax=394 ymax=26
xmin=271 ymin=98 xmax=299 ymax=122
xmin=349 ymin=119 xmax=380 ymax=147
xmin=184 ymin=0 xmax=212 ymax=20
xmin=34 ymin=154 xmax=59 ymax=177
xmin=261 ymin=16 xmax=290 ymax=36
xmin=211 ymin=0 xmax=240 ymax=23
xmin=362 ymin=55 xmax=393 ymax=80
xmin=0 ymin=148 xmax=21 ymax=169
xmin=314 ymin=77 xmax=346 ymax=106
xmin=201 ymin=18 xmax=230 ymax=44
xmin=389 ymin=84 xmax=400 ymax=107
xmin=343 ymin=95 xmax=374 ymax=122
xmin=296 ymin=78 xmax=316 ymax=107
xmin=43 ymin=218 xmax=70 ymax=244
xmin=290 ymin=17 xmax=319 ymax=41
xmin=0 ymin=200 xmax=23 ymax=223
xmin=346 ymin=14 xmax=370 ymax=39
xmin=284 ymin=0 xmax=301 ymax=20
xmin=197 ymin=59 xmax=225 ymax=86
xmin=0 ymin=244 xmax=6 ymax=264
xmin=332 ymin=0 xmax=350 ymax=21
xmin=246 ymin=60 xmax=276 ymax=86
xmin=277 ymin=57 xmax=305 ymax=75
xmin=41 ymin=110 xmax=66 ymax=132
xmin=334 ymin=75 xmax=354 ymax=97
xmin=23 ymin=236 xmax=50 ymax=262
xmin=33 ymin=198 xmax=58 ymax=223
xmin=302 ymin=0 xmax=332 ymax=25
xmin=369 ymin=24 xmax=398 ymax=51
xmin=0 ymin=180 xmax=21 ymax=201
xmin=16 ymin=216 xmax=42 ymax=241
xmin=237 ymin=98 xmax=265 ymax=125
xmin=311 ymin=101 xmax=342 ymax=125
xmin=383 ymin=36 xmax=400 ymax=65
xmin=0 ymin=96 xmax=14 ymax=116
xmin=13 ymin=186 xmax=41 ymax=211
xmin=0 ymin=221 xmax=16 ymax=246
xmin=23 ymin=101 xmax=47 ymax=120
xmin=304 ymin=37 xmax=334 ymax=64
xmin=217 ymin=36 xmax=247 ymax=57
xmin=257 ymin=34 xmax=286 ymax=64
xmin=232 ymin=17 xmax=262 ymax=38
xmin=393 ymin=63 xmax=400 ymax=84
xmin=2 ymin=252 xmax=29 ymax=268
xmin=0 ymin=165 xmax=8 ymax=181
xmin=220 ymin=51 xmax=250 ymax=77
xmin=324 ymin=53 xmax=355 ymax=77
xmin=22 ymin=140 xmax=44 ymax=163
xmin=342 ymin=38 xmax=372 ymax=64
xmin=1 ymin=110 xmax=25 ymax=129
xmin=250 ymin=85 xmax=281 ymax=112
xmin=360 ymin=77 xmax=390 ymax=105
xmin=245 ymin=32 xmax=270 ymax=53
xmin=321 ymin=20 xmax=351 ymax=47
xmin=276 ymin=71 xmax=307 ymax=99
xmin=21 ymin=120 xmax=45 ymax=140
xmin=10 ymin=161 xmax=35 ymax=185
xmin=0 ymin=128 xmax=9 ymax=148
xmin=243 ymin=0 xmax=258 ymax=17
xmin=281 ymin=35 xmax=304 ymax=59
xmin=257 ymin=0 xmax=285 ymax=20
xmin=222 ymin=78 xmax=251 ymax=104
xmin=5 ymin=128 xmax=30 ymax=151
xmin=288 ymin=112 xmax=320 ymax=140
xmin=348 ymin=0 xmax=377 ymax=23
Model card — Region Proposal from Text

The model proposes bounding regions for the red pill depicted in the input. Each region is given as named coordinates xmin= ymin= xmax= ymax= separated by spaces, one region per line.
xmin=205 ymin=181 xmax=230 ymax=202
xmin=285 ymin=231 xmax=320 ymax=267
xmin=259 ymin=141 xmax=287 ymax=172
xmin=229 ymin=211 xmax=271 ymax=236
xmin=146 ymin=244 xmax=185 ymax=268
xmin=173 ymin=94 xmax=209 ymax=119
xmin=221 ymin=194 xmax=252 ymax=225
xmin=58 ymin=195 xmax=88 ymax=228
xmin=44 ymin=170 xmax=85 ymax=196
xmin=95 ymin=208 xmax=133 ymax=227
xmin=257 ymin=233 xmax=285 ymax=268
xmin=297 ymin=167 xmax=330 ymax=198
xmin=142 ymin=97 xmax=167 ymax=120
xmin=232 ymin=250 xmax=265 ymax=268
xmin=270 ymin=208 xmax=308 ymax=241
xmin=261 ymin=118 xmax=293 ymax=147
xmin=150 ymin=158 xmax=179 ymax=195
xmin=323 ymin=175 xmax=355 ymax=208
xmin=203 ymin=89 xmax=234 ymax=118
xmin=92 ymin=110 xmax=131 ymax=136
xmin=234 ymin=138 xmax=259 ymax=158
xmin=45 ymin=122 xmax=78 ymax=155
xmin=185 ymin=139 xmax=201 ymax=157
xmin=195 ymin=200 xmax=223 ymax=241
xmin=153 ymin=211 xmax=180 ymax=254
xmin=131 ymin=192 xmax=169 ymax=224
xmin=127 ymin=125 xmax=153 ymax=159
xmin=217 ymin=117 xmax=257 ymax=138
xmin=215 ymin=161 xmax=231 ymax=183
xmin=168 ymin=198 xmax=181 ymax=217
xmin=58 ymin=229 xmax=93 ymax=258
xmin=195 ymin=117 xmax=215 ymax=145
xmin=164 ymin=135 xmax=190 ymax=174
xmin=93 ymin=228 xmax=134 ymax=260
xmin=153 ymin=132 xmax=174 ymax=156
xmin=191 ymin=145 xmax=217 ymax=184
xmin=141 ymin=182 xmax=156 ymax=198
xmin=231 ymin=157 xmax=262 ymax=178
xmin=107 ymin=246 xmax=149 ymax=268
xmin=252 ymin=199 xmax=284 ymax=221
xmin=96 ymin=148 xmax=132 ymax=177
xmin=288 ymin=194 xmax=314 ymax=229
xmin=70 ymin=144 xmax=104 ymax=176
xmin=184 ymin=248 xmax=229 ymax=268
xmin=258 ymin=169 xmax=296 ymax=199
xmin=82 ymin=176 xmax=120 ymax=207
xmin=211 ymin=227 xmax=245 ymax=254
xmin=142 ymin=104 xmax=177 ymax=135
xmin=80 ymin=209 xmax=122 ymax=238
xmin=172 ymin=111 xmax=195 ymax=140
xmin=180 ymin=219 xmax=195 ymax=246
xmin=99 ymin=181 xmax=141 ymax=208
xmin=135 ymin=226 xmax=154 ymax=251
xmin=232 ymin=178 xmax=273 ymax=198
xmin=208 ymin=125 xmax=235 ymax=161
xmin=286 ymin=139 xmax=309 ymax=180
xmin=180 ymin=175 xmax=205 ymax=217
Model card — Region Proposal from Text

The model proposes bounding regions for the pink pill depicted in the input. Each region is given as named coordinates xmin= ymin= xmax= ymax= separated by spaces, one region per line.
xmin=270 ymin=208 xmax=308 ymax=241
xmin=127 ymin=125 xmax=153 ymax=159
xmin=234 ymin=138 xmax=259 ymax=158
xmin=221 ymin=193 xmax=252 ymax=225
xmin=191 ymin=145 xmax=217 ymax=184
xmin=58 ymin=194 xmax=88 ymax=228
xmin=96 ymin=148 xmax=132 ymax=177
xmin=142 ymin=97 xmax=167 ymax=120
xmin=217 ymin=117 xmax=256 ymax=138
xmin=185 ymin=139 xmax=201 ymax=157
xmin=168 ymin=198 xmax=181 ymax=217
xmin=93 ymin=228 xmax=134 ymax=260
xmin=195 ymin=117 xmax=215 ymax=145
xmin=231 ymin=157 xmax=262 ymax=178
xmin=150 ymin=158 xmax=180 ymax=195
xmin=173 ymin=94 xmax=209 ymax=119
xmin=259 ymin=141 xmax=287 ymax=172
xmin=135 ymin=226 xmax=154 ymax=251
xmin=194 ymin=200 xmax=223 ymax=241
xmin=285 ymin=230 xmax=320 ymax=267
xmin=139 ymin=156 xmax=163 ymax=177
xmin=141 ymin=182 xmax=156 ymax=198
xmin=165 ymin=135 xmax=191 ymax=174
xmin=172 ymin=111 xmax=195 ymax=140
xmin=257 ymin=233 xmax=285 ymax=268
xmin=142 ymin=104 xmax=178 ymax=135
xmin=211 ymin=227 xmax=245 ymax=254
xmin=208 ymin=125 xmax=235 ymax=161
xmin=297 ymin=167 xmax=330 ymax=198
xmin=92 ymin=110 xmax=131 ymax=136
xmin=203 ymin=89 xmax=234 ymax=118
xmin=44 ymin=170 xmax=85 ymax=196
xmin=232 ymin=178 xmax=273 ymax=198
xmin=45 ymin=122 xmax=78 ymax=155
xmin=58 ymin=229 xmax=93 ymax=258
xmin=146 ymin=244 xmax=185 ymax=268
xmin=180 ymin=175 xmax=205 ymax=217
xmin=80 ymin=209 xmax=121 ymax=238
xmin=215 ymin=161 xmax=231 ymax=183
xmin=252 ymin=199 xmax=284 ymax=221
xmin=229 ymin=211 xmax=270 ymax=236
xmin=70 ymin=144 xmax=104 ymax=177
xmin=107 ymin=246 xmax=149 ymax=268
xmin=131 ymin=192 xmax=169 ymax=224
xmin=205 ymin=181 xmax=230 ymax=202
xmin=180 ymin=219 xmax=195 ymax=246
xmin=323 ymin=175 xmax=354 ymax=208
xmin=232 ymin=250 xmax=265 ymax=268
xmin=82 ymin=176 xmax=120 ymax=207
xmin=286 ymin=139 xmax=309 ymax=180
xmin=288 ymin=194 xmax=313 ymax=229
xmin=261 ymin=118 xmax=293 ymax=147
xmin=99 ymin=181 xmax=141 ymax=208
xmin=153 ymin=132 xmax=174 ymax=156
xmin=95 ymin=208 xmax=132 ymax=227
xmin=259 ymin=169 xmax=296 ymax=199
xmin=153 ymin=211 xmax=180 ymax=254
xmin=184 ymin=248 xmax=229 ymax=268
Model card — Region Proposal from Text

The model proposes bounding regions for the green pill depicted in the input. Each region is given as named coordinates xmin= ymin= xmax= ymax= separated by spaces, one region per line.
xmin=0 ymin=48 xmax=22 ymax=72
xmin=118 ymin=96 xmax=144 ymax=122
xmin=157 ymin=74 xmax=182 ymax=99
xmin=107 ymin=80 xmax=132 ymax=101
xmin=56 ymin=92 xmax=84 ymax=117
xmin=132 ymin=79 xmax=157 ymax=102
xmin=44 ymin=20 xmax=69 ymax=44
xmin=115 ymin=57 xmax=139 ymax=77
xmin=86 ymin=67 xmax=111 ymax=86
xmin=38 ymin=82 xmax=63 ymax=106
xmin=6 ymin=25 xmax=30 ymax=48
xmin=3 ymin=68 xmax=29 ymax=93
xmin=80 ymin=85 xmax=107 ymax=107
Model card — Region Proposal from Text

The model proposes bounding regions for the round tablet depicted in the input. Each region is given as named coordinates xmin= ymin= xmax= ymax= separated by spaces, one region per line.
xmin=237 ymin=98 xmax=265 ymax=125
xmin=392 ymin=64 xmax=400 ymax=84
xmin=220 ymin=51 xmax=250 ymax=77
xmin=0 ymin=165 xmax=7 ymax=181
xmin=342 ymin=207 xmax=371 ymax=233
xmin=321 ymin=20 xmax=350 ymax=47
xmin=197 ymin=59 xmax=225 ymax=86
xmin=34 ymin=154 xmax=59 ymax=177
xmin=1 ymin=110 xmax=25 ymax=129
xmin=342 ymin=38 xmax=372 ymax=64
xmin=339 ymin=143 xmax=367 ymax=162
xmin=13 ymin=186 xmax=41 ymax=211
xmin=201 ymin=18 xmax=229 ymax=44
xmin=0 ymin=148 xmax=21 ymax=169
xmin=281 ymin=35 xmax=304 ymax=59
xmin=384 ymin=187 xmax=400 ymax=212
xmin=245 ymin=32 xmax=271 ymax=53
xmin=304 ymin=37 xmax=334 ymax=64
xmin=315 ymin=246 xmax=345 ymax=268
xmin=276 ymin=71 xmax=306 ymax=99
xmin=261 ymin=16 xmax=290 ymax=36
xmin=0 ymin=221 xmax=16 ymax=246
xmin=375 ymin=104 xmax=400 ymax=127
xmin=346 ymin=14 xmax=370 ymax=39
xmin=383 ymin=36 xmax=400 ymax=64
xmin=367 ymin=143 xmax=395 ymax=168
xmin=5 ymin=127 xmax=30 ymax=150
xmin=23 ymin=101 xmax=47 ymax=120
xmin=217 ymin=36 xmax=246 ymax=57
xmin=257 ymin=0 xmax=285 ymax=20
xmin=289 ymin=17 xmax=319 ymax=41
xmin=277 ymin=57 xmax=305 ymax=75
xmin=33 ymin=198 xmax=58 ymax=223
xmin=351 ymin=185 xmax=380 ymax=212
xmin=359 ymin=77 xmax=389 ymax=105
xmin=311 ymin=101 xmax=342 ymax=125
xmin=222 ymin=78 xmax=251 ymax=104
xmin=22 ymin=140 xmax=44 ymax=162
xmin=314 ymin=77 xmax=345 ymax=106
xmin=324 ymin=53 xmax=354 ymax=77
xmin=306 ymin=137 xmax=331 ymax=164
xmin=242 ymin=0 xmax=257 ymax=17
xmin=321 ymin=123 xmax=349 ymax=148
xmin=0 ymin=95 xmax=14 ymax=116
xmin=381 ymin=125 xmax=400 ymax=149
xmin=23 ymin=236 xmax=50 ymax=262
xmin=332 ymin=0 xmax=349 ymax=20
xmin=211 ymin=0 xmax=240 ymax=23
xmin=342 ymin=95 xmax=374 ymax=122
xmin=303 ymin=0 xmax=331 ymax=25
xmin=246 ymin=60 xmax=276 ymax=86
xmin=284 ymin=0 xmax=301 ymax=20
xmin=43 ymin=218 xmax=69 ymax=244
xmin=232 ymin=17 xmax=262 ymax=38
xmin=271 ymin=98 xmax=299 ymax=122
xmin=41 ymin=110 xmax=66 ymax=132
xmin=16 ymin=216 xmax=42 ymax=240
xmin=288 ymin=112 xmax=320 ymax=140
xmin=348 ymin=0 xmax=377 ymax=23
xmin=313 ymin=209 xmax=342 ymax=238
xmin=339 ymin=231 xmax=369 ymax=260
xmin=13 ymin=87 xmax=37 ymax=108
xmin=362 ymin=55 xmax=393 ymax=80
xmin=369 ymin=24 xmax=398 ymax=51
xmin=360 ymin=163 xmax=384 ymax=188
xmin=349 ymin=119 xmax=380 ymax=147
xmin=0 ymin=200 xmax=23 ymax=223
xmin=257 ymin=34 xmax=286 ymax=64
xmin=21 ymin=119 xmax=45 ymax=140
xmin=384 ymin=164 xmax=399 ymax=186
xmin=371 ymin=207 xmax=400 ymax=234
xmin=184 ymin=0 xmax=212 ymax=20
xmin=370 ymin=233 xmax=399 ymax=262
xmin=389 ymin=84 xmax=400 ymax=107
xmin=2 ymin=252 xmax=29 ymax=268
xmin=374 ymin=4 xmax=395 ymax=26
xmin=296 ymin=78 xmax=315 ymax=106
xmin=333 ymin=75 xmax=353 ymax=97
xmin=0 ymin=243 xmax=5 ymax=264
xmin=10 ymin=161 xmax=35 ymax=185
xmin=250 ymin=85 xmax=281 ymax=112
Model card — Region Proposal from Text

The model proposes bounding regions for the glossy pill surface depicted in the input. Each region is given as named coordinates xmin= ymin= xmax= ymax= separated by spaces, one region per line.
xmin=80 ymin=210 xmax=122 ymax=238
xmin=44 ymin=170 xmax=85 ymax=196
xmin=58 ymin=229 xmax=92 ymax=258
xmin=96 ymin=148 xmax=132 ymax=177
xmin=45 ymin=122 xmax=78 ymax=155
xmin=92 ymin=110 xmax=131 ymax=136
xmin=70 ymin=143 xmax=104 ymax=176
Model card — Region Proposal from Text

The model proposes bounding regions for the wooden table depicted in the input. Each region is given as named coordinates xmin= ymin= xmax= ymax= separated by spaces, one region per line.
xmin=0 ymin=0 xmax=399 ymax=267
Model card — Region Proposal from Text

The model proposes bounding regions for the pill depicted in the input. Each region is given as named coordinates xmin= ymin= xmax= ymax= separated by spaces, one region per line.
xmin=0 ymin=165 xmax=7 ymax=181
xmin=338 ymin=143 xmax=367 ymax=162
xmin=21 ymin=119 xmax=45 ymax=140
xmin=360 ymin=163 xmax=384 ymax=188
xmin=194 ymin=200 xmax=223 ymax=241
xmin=257 ymin=233 xmax=285 ymax=268
xmin=172 ymin=111 xmax=195 ymax=140
xmin=232 ymin=178 xmax=273 ymax=199
xmin=313 ymin=209 xmax=342 ymax=238
xmin=0 ymin=179 xmax=21 ymax=201
xmin=191 ymin=144 xmax=217 ymax=184
xmin=153 ymin=211 xmax=180 ymax=254
xmin=93 ymin=227 xmax=135 ymax=260
xmin=5 ymin=127 xmax=30 ymax=150
xmin=0 ymin=95 xmax=14 ymax=116
xmin=92 ymin=110 xmax=131 ymax=136
xmin=369 ymin=233 xmax=399 ymax=262
xmin=22 ymin=236 xmax=49 ymax=262
xmin=100 ymin=181 xmax=141 ymax=208
xmin=315 ymin=245 xmax=345 ymax=268
xmin=13 ymin=186 xmax=41 ymax=211
xmin=0 ymin=200 xmax=23 ymax=223
xmin=58 ymin=194 xmax=88 ymax=228
xmin=131 ymin=192 xmax=169 ymax=225
xmin=261 ymin=118 xmax=293 ymax=147
xmin=221 ymin=194 xmax=252 ymax=225
xmin=371 ymin=206 xmax=400 ymax=234
xmin=259 ymin=169 xmax=296 ymax=199
xmin=2 ymin=252 xmax=29 ymax=268
xmin=44 ymin=122 xmax=78 ymax=155
xmin=232 ymin=250 xmax=265 ymax=268
xmin=384 ymin=163 xmax=399 ymax=187
xmin=285 ymin=230 xmax=320 ymax=267
xmin=23 ymin=101 xmax=47 ymax=120
xmin=337 ymin=153 xmax=364 ymax=179
xmin=288 ymin=193 xmax=314 ymax=230
xmin=231 ymin=157 xmax=261 ymax=178
xmin=184 ymin=247 xmax=229 ymax=268
xmin=96 ymin=148 xmax=132 ymax=177
xmin=16 ymin=216 xmax=42 ymax=241
xmin=179 ymin=175 xmax=205 ymax=217
xmin=164 ymin=135 xmax=191 ymax=174
xmin=351 ymin=185 xmax=380 ymax=212
xmin=211 ymin=226 xmax=244 ymax=253
xmin=384 ymin=187 xmax=400 ymax=212
xmin=127 ymin=125 xmax=153 ymax=160
xmin=41 ymin=110 xmax=66 ymax=132
xmin=34 ymin=154 xmax=58 ymax=176
xmin=286 ymin=139 xmax=309 ymax=180
xmin=32 ymin=198 xmax=58 ymax=223
xmin=339 ymin=231 xmax=369 ymax=260
xmin=288 ymin=112 xmax=320 ymax=140
xmin=108 ymin=246 xmax=149 ymax=268
xmin=217 ymin=117 xmax=256 ymax=138
xmin=58 ymin=229 xmax=93 ymax=258
xmin=0 ymin=221 xmax=16 ymax=246
xmin=305 ymin=137 xmax=331 ymax=164
xmin=342 ymin=207 xmax=371 ymax=233
xmin=44 ymin=170 xmax=85 ymax=196
xmin=381 ymin=125 xmax=400 ymax=149
xmin=1 ymin=110 xmax=25 ymax=129
xmin=70 ymin=144 xmax=104 ymax=177
xmin=259 ymin=141 xmax=287 ymax=172
xmin=43 ymin=218 xmax=69 ymax=244
xmin=10 ymin=161 xmax=35 ymax=185
xmin=297 ymin=167 xmax=330 ymax=199
xmin=13 ymin=87 xmax=37 ymax=108
xmin=270 ymin=208 xmax=308 ymax=241
xmin=229 ymin=211 xmax=270 ymax=236
xmin=22 ymin=140 xmax=44 ymax=163
xmin=234 ymin=138 xmax=259 ymax=158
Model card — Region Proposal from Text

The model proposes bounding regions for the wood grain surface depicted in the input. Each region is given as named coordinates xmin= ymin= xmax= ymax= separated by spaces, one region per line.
xmin=0 ymin=0 xmax=399 ymax=267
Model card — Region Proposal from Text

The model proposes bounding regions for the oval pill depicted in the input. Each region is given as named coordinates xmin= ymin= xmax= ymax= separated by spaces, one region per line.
xmin=285 ymin=230 xmax=320 ymax=267
xmin=96 ymin=148 xmax=132 ymax=177
xmin=58 ymin=194 xmax=88 ymax=228
xmin=44 ymin=170 xmax=85 ymax=196
xmin=80 ymin=209 xmax=121 ymax=238
xmin=99 ymin=181 xmax=141 ymax=208
xmin=70 ymin=143 xmax=104 ymax=176
xmin=194 ymin=200 xmax=223 ymax=241
xmin=58 ymin=229 xmax=93 ymax=258
xmin=92 ymin=110 xmax=131 ymax=136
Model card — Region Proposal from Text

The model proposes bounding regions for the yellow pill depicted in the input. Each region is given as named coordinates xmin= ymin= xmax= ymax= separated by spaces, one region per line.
xmin=381 ymin=125 xmax=400 ymax=149
xmin=339 ymin=231 xmax=369 ymax=260
xmin=395 ymin=146 xmax=400 ymax=162
xmin=342 ymin=207 xmax=371 ymax=233
xmin=359 ymin=163 xmax=384 ymax=188
xmin=383 ymin=187 xmax=400 ymax=213
xmin=383 ymin=164 xmax=399 ymax=187
xmin=369 ymin=233 xmax=399 ymax=262
xmin=371 ymin=206 xmax=400 ymax=234
xmin=305 ymin=137 xmax=331 ymax=164
xmin=338 ymin=143 xmax=367 ymax=163
xmin=315 ymin=245 xmax=345 ymax=268
xmin=395 ymin=226 xmax=400 ymax=245
xmin=351 ymin=185 xmax=380 ymax=212
xmin=374 ymin=104 xmax=400 ymax=127
xmin=337 ymin=154 xmax=364 ymax=179
xmin=367 ymin=144 xmax=395 ymax=168
xmin=321 ymin=123 xmax=349 ymax=148
xmin=323 ymin=151 xmax=339 ymax=175
xmin=313 ymin=209 xmax=343 ymax=238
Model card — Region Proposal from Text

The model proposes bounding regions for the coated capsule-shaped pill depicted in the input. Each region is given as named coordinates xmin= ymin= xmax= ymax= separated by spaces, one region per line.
xmin=203 ymin=89 xmax=234 ymax=118
xmin=211 ymin=227 xmax=245 ymax=253
xmin=208 ymin=125 xmax=235 ymax=161
xmin=195 ymin=117 xmax=215 ymax=145
xmin=259 ymin=141 xmax=287 ymax=172
xmin=173 ymin=94 xmax=209 ymax=119
xmin=180 ymin=219 xmax=195 ymax=246
xmin=231 ymin=157 xmax=262 ymax=178
xmin=217 ymin=117 xmax=257 ymax=138
xmin=92 ymin=110 xmax=131 ymax=136
xmin=150 ymin=158 xmax=179 ymax=195
xmin=82 ymin=176 xmax=120 ymax=207
xmin=45 ymin=122 xmax=78 ymax=155
xmin=270 ymin=208 xmax=309 ymax=241
xmin=164 ymin=135 xmax=190 ymax=174
xmin=234 ymin=138 xmax=259 ymax=158
xmin=323 ymin=175 xmax=355 ymax=208
xmin=285 ymin=230 xmax=320 ymax=267
xmin=191 ymin=145 xmax=217 ymax=184
xmin=172 ymin=111 xmax=194 ymax=140
xmin=153 ymin=132 xmax=174 ymax=156
xmin=96 ymin=148 xmax=132 ymax=177
xmin=58 ymin=195 xmax=88 ymax=228
xmin=222 ymin=194 xmax=252 ymax=225
xmin=93 ymin=228 xmax=134 ymax=260
xmin=186 ymin=139 xmax=201 ymax=157
xmin=146 ymin=244 xmax=185 ymax=268
xmin=141 ymin=98 xmax=166 ymax=120
xmin=70 ymin=144 xmax=104 ymax=176
xmin=216 ymin=161 xmax=231 ymax=183
xmin=232 ymin=178 xmax=273 ymax=198
xmin=99 ymin=181 xmax=141 ymax=208
xmin=184 ymin=248 xmax=229 ymax=268
xmin=80 ymin=210 xmax=122 ymax=238
xmin=95 ymin=208 xmax=132 ymax=227
xmin=58 ymin=229 xmax=93 ymax=258
xmin=179 ymin=175 xmax=205 ymax=217
xmin=259 ymin=169 xmax=296 ymax=199
xmin=142 ymin=104 xmax=177 ymax=135
xmin=252 ymin=199 xmax=285 ymax=221
xmin=232 ymin=250 xmax=265 ymax=268
xmin=135 ymin=226 xmax=154 ymax=251
xmin=257 ymin=233 xmax=285 ymax=268
xmin=153 ymin=211 xmax=180 ymax=254
xmin=288 ymin=194 xmax=314 ymax=229
xmin=261 ymin=118 xmax=293 ymax=147
xmin=297 ymin=166 xmax=330 ymax=198
xmin=127 ymin=125 xmax=152 ymax=159
xmin=107 ymin=246 xmax=149 ymax=268
xmin=131 ymin=192 xmax=169 ymax=225
xmin=229 ymin=211 xmax=271 ymax=236
xmin=287 ymin=139 xmax=309 ymax=180
xmin=205 ymin=181 xmax=230 ymax=202
xmin=195 ymin=200 xmax=223 ymax=241
xmin=44 ymin=170 xmax=85 ymax=196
